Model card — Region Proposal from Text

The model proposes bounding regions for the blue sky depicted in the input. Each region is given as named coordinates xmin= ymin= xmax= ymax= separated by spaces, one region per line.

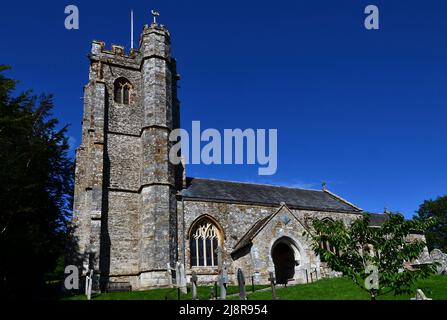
xmin=1 ymin=0 xmax=446 ymax=218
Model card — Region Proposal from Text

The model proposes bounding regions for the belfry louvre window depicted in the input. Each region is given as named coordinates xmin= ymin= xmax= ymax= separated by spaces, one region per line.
xmin=190 ymin=221 xmax=219 ymax=267
xmin=114 ymin=78 xmax=132 ymax=105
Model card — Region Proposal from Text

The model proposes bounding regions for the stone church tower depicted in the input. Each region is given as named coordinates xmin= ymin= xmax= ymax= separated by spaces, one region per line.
xmin=73 ymin=16 xmax=407 ymax=292
xmin=72 ymin=21 xmax=182 ymax=289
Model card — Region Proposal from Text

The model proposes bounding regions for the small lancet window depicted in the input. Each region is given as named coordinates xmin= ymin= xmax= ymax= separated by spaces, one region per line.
xmin=114 ymin=78 xmax=132 ymax=105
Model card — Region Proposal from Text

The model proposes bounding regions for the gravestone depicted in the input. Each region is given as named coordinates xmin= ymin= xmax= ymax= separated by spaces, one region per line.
xmin=84 ymin=271 xmax=89 ymax=296
xmin=191 ymin=271 xmax=198 ymax=300
xmin=430 ymin=249 xmax=447 ymax=275
xmin=166 ymin=263 xmax=173 ymax=286
xmin=86 ymin=269 xmax=93 ymax=300
xmin=411 ymin=289 xmax=432 ymax=300
xmin=252 ymin=271 xmax=261 ymax=284
xmin=174 ymin=262 xmax=179 ymax=283
xmin=237 ymin=268 xmax=246 ymax=300
xmin=309 ymin=268 xmax=318 ymax=283
xmin=268 ymin=271 xmax=277 ymax=300
xmin=219 ymin=264 xmax=228 ymax=300
xmin=176 ymin=262 xmax=187 ymax=294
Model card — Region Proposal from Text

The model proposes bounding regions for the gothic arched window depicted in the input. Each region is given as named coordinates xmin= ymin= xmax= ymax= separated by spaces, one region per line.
xmin=114 ymin=78 xmax=132 ymax=105
xmin=190 ymin=220 xmax=220 ymax=267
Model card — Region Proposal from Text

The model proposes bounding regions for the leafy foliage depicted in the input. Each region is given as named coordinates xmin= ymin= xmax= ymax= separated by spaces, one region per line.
xmin=0 ymin=65 xmax=74 ymax=299
xmin=305 ymin=213 xmax=436 ymax=299
xmin=414 ymin=195 xmax=447 ymax=252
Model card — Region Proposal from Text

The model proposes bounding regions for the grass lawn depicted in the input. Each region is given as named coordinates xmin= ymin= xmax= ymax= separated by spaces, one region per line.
xmin=241 ymin=275 xmax=447 ymax=300
xmin=63 ymin=275 xmax=447 ymax=300
xmin=64 ymin=284 xmax=269 ymax=300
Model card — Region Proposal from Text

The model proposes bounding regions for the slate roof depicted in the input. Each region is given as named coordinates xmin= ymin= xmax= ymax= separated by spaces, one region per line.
xmin=232 ymin=211 xmax=391 ymax=255
xmin=367 ymin=213 xmax=390 ymax=227
xmin=232 ymin=214 xmax=272 ymax=254
xmin=181 ymin=178 xmax=361 ymax=213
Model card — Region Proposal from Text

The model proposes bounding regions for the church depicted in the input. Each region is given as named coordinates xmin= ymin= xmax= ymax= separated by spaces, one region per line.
xmin=71 ymin=18 xmax=387 ymax=291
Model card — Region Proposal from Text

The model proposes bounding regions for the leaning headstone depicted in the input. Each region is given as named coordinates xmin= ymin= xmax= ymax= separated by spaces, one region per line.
xmin=268 ymin=271 xmax=277 ymax=300
xmin=237 ymin=268 xmax=246 ymax=300
xmin=219 ymin=264 xmax=228 ymax=300
xmin=411 ymin=289 xmax=432 ymax=300
xmin=86 ymin=269 xmax=93 ymax=300
xmin=191 ymin=271 xmax=198 ymax=300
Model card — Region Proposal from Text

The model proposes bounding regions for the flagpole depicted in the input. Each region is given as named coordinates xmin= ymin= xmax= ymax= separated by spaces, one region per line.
xmin=130 ymin=10 xmax=134 ymax=50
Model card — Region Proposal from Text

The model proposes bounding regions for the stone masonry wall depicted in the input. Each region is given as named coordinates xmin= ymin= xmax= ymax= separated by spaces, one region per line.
xmin=107 ymin=191 xmax=140 ymax=275
xmin=107 ymin=134 xmax=141 ymax=191
xmin=178 ymin=199 xmax=360 ymax=285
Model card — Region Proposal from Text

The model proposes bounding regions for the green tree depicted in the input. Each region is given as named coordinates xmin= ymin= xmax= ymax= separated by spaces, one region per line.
xmin=0 ymin=65 xmax=74 ymax=299
xmin=414 ymin=196 xmax=447 ymax=252
xmin=305 ymin=213 xmax=436 ymax=300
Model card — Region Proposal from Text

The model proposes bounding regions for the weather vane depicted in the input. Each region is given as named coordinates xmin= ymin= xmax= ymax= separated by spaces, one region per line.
xmin=151 ymin=10 xmax=160 ymax=24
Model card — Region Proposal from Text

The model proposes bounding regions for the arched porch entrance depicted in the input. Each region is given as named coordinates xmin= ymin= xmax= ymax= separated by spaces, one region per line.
xmin=271 ymin=237 xmax=297 ymax=284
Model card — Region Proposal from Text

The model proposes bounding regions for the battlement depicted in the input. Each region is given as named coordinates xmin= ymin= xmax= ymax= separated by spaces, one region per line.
xmin=89 ymin=23 xmax=172 ymax=69
xmin=140 ymin=23 xmax=171 ymax=44
xmin=91 ymin=40 xmax=140 ymax=59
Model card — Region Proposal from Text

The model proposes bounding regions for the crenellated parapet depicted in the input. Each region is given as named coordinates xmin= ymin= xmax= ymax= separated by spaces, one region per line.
xmin=88 ymin=41 xmax=142 ymax=83
xmin=87 ymin=22 xmax=175 ymax=83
